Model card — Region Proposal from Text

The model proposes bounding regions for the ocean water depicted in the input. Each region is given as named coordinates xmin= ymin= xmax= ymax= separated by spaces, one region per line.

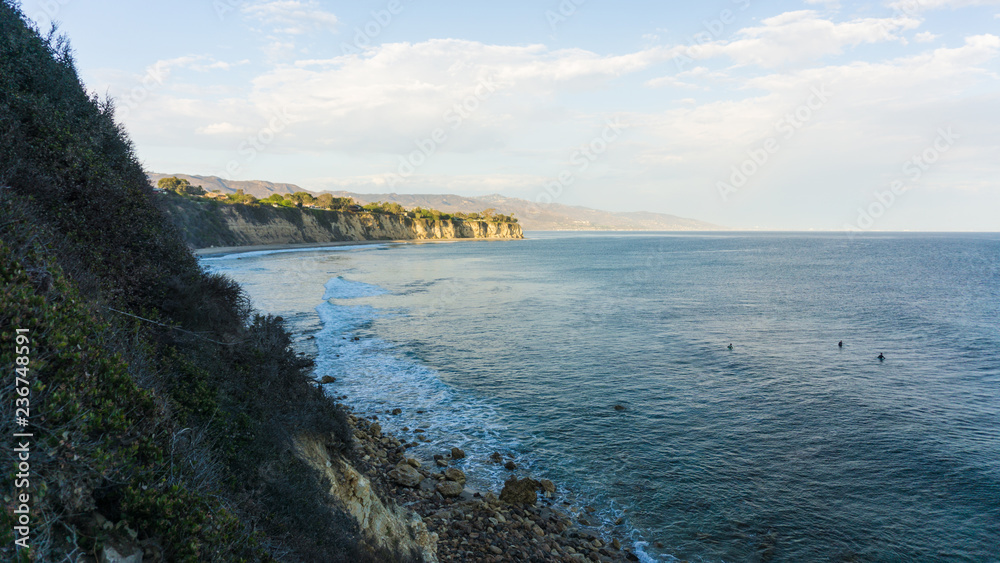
xmin=202 ymin=232 xmax=1000 ymax=562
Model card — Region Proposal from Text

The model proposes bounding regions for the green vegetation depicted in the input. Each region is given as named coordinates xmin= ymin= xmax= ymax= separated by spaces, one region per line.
xmin=0 ymin=4 xmax=410 ymax=561
xmin=158 ymin=180 xmax=518 ymax=223
xmin=158 ymin=176 xmax=206 ymax=197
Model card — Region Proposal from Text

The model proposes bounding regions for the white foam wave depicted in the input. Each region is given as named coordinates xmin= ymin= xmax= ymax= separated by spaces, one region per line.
xmin=322 ymin=276 xmax=390 ymax=300
xmin=200 ymin=244 xmax=389 ymax=261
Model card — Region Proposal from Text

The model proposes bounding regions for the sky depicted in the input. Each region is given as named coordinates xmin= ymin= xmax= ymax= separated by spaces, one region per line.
xmin=18 ymin=0 xmax=1000 ymax=230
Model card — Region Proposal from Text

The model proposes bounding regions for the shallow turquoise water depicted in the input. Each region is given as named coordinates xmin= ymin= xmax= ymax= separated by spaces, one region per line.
xmin=204 ymin=232 xmax=1000 ymax=562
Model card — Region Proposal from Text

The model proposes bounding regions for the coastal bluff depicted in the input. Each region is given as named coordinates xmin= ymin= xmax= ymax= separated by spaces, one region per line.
xmin=161 ymin=197 xmax=523 ymax=249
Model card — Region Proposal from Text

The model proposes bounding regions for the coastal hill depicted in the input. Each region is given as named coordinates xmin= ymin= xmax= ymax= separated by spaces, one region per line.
xmin=149 ymin=173 xmax=722 ymax=231
xmin=1 ymin=6 xmax=638 ymax=561
xmin=161 ymin=193 xmax=523 ymax=249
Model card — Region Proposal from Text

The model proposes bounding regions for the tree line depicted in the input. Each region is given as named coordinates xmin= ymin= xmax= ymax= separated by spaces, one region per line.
xmin=156 ymin=177 xmax=518 ymax=223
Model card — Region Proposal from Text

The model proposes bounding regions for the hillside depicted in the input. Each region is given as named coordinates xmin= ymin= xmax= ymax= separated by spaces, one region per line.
xmin=148 ymin=173 xmax=722 ymax=231
xmin=0 ymin=5 xmax=421 ymax=562
xmin=161 ymin=195 xmax=522 ymax=249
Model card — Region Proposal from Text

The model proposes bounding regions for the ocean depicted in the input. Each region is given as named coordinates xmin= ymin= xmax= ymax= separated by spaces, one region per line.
xmin=202 ymin=232 xmax=1000 ymax=562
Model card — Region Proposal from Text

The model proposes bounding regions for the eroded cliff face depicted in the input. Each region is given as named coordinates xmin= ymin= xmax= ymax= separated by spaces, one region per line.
xmin=162 ymin=199 xmax=523 ymax=248
xmin=295 ymin=435 xmax=439 ymax=562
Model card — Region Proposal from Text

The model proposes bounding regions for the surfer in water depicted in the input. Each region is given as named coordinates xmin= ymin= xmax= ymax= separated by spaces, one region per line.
xmin=877 ymin=353 xmax=885 ymax=361
xmin=727 ymin=343 xmax=734 ymax=350
xmin=838 ymin=340 xmax=843 ymax=348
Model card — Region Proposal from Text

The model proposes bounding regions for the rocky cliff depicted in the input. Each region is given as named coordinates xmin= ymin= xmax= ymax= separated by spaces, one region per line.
xmin=162 ymin=197 xmax=523 ymax=249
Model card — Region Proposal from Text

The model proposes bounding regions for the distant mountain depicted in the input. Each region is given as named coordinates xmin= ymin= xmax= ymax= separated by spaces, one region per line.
xmin=148 ymin=174 xmax=723 ymax=231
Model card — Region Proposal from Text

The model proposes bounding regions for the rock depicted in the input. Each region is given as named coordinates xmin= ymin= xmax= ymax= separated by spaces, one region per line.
xmin=444 ymin=468 xmax=466 ymax=484
xmin=612 ymin=538 xmax=622 ymax=549
xmin=585 ymin=506 xmax=596 ymax=513
xmin=405 ymin=457 xmax=421 ymax=468
xmin=539 ymin=479 xmax=556 ymax=494
xmin=436 ymin=481 xmax=464 ymax=498
xmin=499 ymin=477 xmax=541 ymax=505
xmin=504 ymin=461 xmax=517 ymax=471
xmin=489 ymin=451 xmax=503 ymax=463
xmin=391 ymin=408 xmax=402 ymax=415
xmin=99 ymin=543 xmax=143 ymax=563
xmin=413 ymin=428 xmax=426 ymax=433
xmin=489 ymin=545 xmax=503 ymax=555
xmin=418 ymin=478 xmax=437 ymax=492
xmin=450 ymin=447 xmax=466 ymax=460
xmin=613 ymin=404 xmax=626 ymax=411
xmin=369 ymin=422 xmax=381 ymax=437
xmin=388 ymin=463 xmax=422 ymax=487
xmin=436 ymin=459 xmax=449 ymax=467
xmin=320 ymin=375 xmax=337 ymax=384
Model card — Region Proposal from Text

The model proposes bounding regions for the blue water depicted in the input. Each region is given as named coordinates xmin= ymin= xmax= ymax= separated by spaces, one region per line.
xmin=203 ymin=232 xmax=1000 ymax=562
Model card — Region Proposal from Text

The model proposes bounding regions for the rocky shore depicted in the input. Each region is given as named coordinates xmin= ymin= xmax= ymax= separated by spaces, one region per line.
xmin=337 ymin=406 xmax=644 ymax=562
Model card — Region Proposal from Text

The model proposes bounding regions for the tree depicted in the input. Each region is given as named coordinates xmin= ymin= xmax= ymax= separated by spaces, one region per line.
xmin=227 ymin=188 xmax=257 ymax=205
xmin=288 ymin=191 xmax=316 ymax=206
xmin=315 ymin=193 xmax=333 ymax=209
xmin=157 ymin=176 xmax=205 ymax=197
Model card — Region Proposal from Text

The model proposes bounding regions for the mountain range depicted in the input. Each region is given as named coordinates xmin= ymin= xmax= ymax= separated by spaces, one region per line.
xmin=148 ymin=173 xmax=722 ymax=231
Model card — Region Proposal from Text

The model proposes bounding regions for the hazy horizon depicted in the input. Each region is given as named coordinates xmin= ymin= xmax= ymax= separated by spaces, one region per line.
xmin=23 ymin=0 xmax=1000 ymax=231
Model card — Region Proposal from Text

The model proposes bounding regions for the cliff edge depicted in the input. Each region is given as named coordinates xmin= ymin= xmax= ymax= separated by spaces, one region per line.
xmin=161 ymin=197 xmax=523 ymax=249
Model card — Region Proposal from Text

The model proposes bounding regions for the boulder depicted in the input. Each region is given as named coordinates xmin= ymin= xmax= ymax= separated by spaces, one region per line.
xmin=436 ymin=481 xmax=464 ymax=498
xmin=320 ymin=375 xmax=336 ymax=384
xmin=391 ymin=408 xmax=402 ymax=415
xmin=388 ymin=463 xmax=422 ymax=487
xmin=540 ymin=479 xmax=556 ymax=494
xmin=489 ymin=452 xmax=503 ymax=463
xmin=405 ymin=457 xmax=421 ymax=468
xmin=504 ymin=461 xmax=517 ymax=471
xmin=444 ymin=467 xmax=466 ymax=485
xmin=499 ymin=477 xmax=541 ymax=505
xmin=450 ymin=447 xmax=466 ymax=460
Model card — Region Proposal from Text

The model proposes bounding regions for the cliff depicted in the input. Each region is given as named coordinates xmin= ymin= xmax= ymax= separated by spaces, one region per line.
xmin=161 ymin=197 xmax=523 ymax=249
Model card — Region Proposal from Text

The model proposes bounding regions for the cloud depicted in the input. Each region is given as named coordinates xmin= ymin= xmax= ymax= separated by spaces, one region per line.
xmin=887 ymin=0 xmax=1000 ymax=12
xmin=697 ymin=11 xmax=921 ymax=67
xmin=196 ymin=122 xmax=245 ymax=135
xmin=914 ymin=31 xmax=939 ymax=42
xmin=242 ymin=0 xmax=339 ymax=35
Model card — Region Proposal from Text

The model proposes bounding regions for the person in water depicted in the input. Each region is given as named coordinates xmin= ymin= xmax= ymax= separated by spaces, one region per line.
xmin=877 ymin=353 xmax=885 ymax=361
xmin=727 ymin=343 xmax=734 ymax=350
xmin=838 ymin=340 xmax=843 ymax=348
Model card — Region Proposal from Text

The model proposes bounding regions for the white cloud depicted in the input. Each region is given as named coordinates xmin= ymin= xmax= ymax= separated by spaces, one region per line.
xmin=242 ymin=0 xmax=339 ymax=35
xmin=914 ymin=31 xmax=939 ymax=42
xmin=196 ymin=122 xmax=245 ymax=135
xmin=888 ymin=0 xmax=1000 ymax=12
xmin=697 ymin=11 xmax=921 ymax=67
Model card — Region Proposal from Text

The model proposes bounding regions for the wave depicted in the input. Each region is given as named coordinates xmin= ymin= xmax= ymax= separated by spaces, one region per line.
xmin=200 ymin=243 xmax=390 ymax=262
xmin=310 ymin=276 xmax=659 ymax=558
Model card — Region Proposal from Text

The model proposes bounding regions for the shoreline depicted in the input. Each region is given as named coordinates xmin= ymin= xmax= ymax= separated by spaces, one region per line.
xmin=194 ymin=237 xmax=520 ymax=257
xmin=336 ymin=399 xmax=642 ymax=562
